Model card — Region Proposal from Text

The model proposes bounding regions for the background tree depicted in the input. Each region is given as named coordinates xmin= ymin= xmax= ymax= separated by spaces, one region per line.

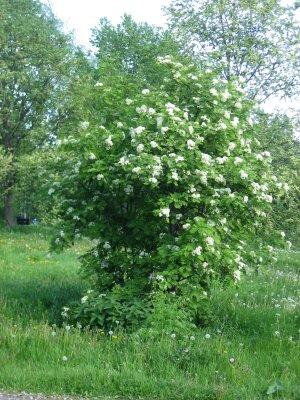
xmin=0 ymin=0 xmax=74 ymax=226
xmin=166 ymin=0 xmax=300 ymax=102
xmin=91 ymin=15 xmax=184 ymax=86
xmin=253 ymin=112 xmax=300 ymax=243
xmin=0 ymin=146 xmax=12 ymax=192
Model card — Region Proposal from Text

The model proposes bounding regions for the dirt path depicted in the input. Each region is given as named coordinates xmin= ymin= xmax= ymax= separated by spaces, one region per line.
xmin=0 ymin=394 xmax=119 ymax=400
xmin=0 ymin=394 xmax=79 ymax=400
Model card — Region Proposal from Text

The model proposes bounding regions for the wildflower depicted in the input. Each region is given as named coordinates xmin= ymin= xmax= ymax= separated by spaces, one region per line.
xmin=274 ymin=331 xmax=280 ymax=337
xmin=215 ymin=174 xmax=226 ymax=184
xmin=81 ymin=295 xmax=88 ymax=304
xmin=132 ymin=167 xmax=141 ymax=174
xmin=79 ymin=121 xmax=89 ymax=130
xmin=97 ymin=174 xmax=104 ymax=181
xmin=234 ymin=157 xmax=243 ymax=165
xmin=171 ymin=171 xmax=179 ymax=181
xmin=137 ymin=144 xmax=144 ymax=153
xmin=157 ymin=116 xmax=163 ymax=127
xmin=94 ymin=81 xmax=103 ymax=87
xmin=142 ymin=88 xmax=150 ymax=95
xmin=221 ymin=90 xmax=231 ymax=101
xmin=170 ymin=333 xmax=176 ymax=339
xmin=243 ymin=196 xmax=249 ymax=203
xmin=136 ymin=105 xmax=147 ymax=114
xmin=188 ymin=125 xmax=194 ymax=134
xmin=159 ymin=207 xmax=170 ymax=218
xmin=201 ymin=153 xmax=212 ymax=165
xmin=148 ymin=107 xmax=156 ymax=115
xmin=232 ymin=117 xmax=239 ymax=127
xmin=157 ymin=55 xmax=173 ymax=64
xmin=118 ymin=156 xmax=130 ymax=166
xmin=229 ymin=357 xmax=235 ymax=363
xmin=89 ymin=152 xmax=96 ymax=160
xmin=187 ymin=139 xmax=196 ymax=150
xmin=192 ymin=246 xmax=203 ymax=256
xmin=165 ymin=102 xmax=177 ymax=115
xmin=261 ymin=151 xmax=271 ymax=157
xmin=210 ymin=88 xmax=218 ymax=96
xmin=105 ymin=136 xmax=113 ymax=148
xmin=233 ymin=270 xmax=241 ymax=281
xmin=176 ymin=155 xmax=184 ymax=162
xmin=133 ymin=126 xmax=145 ymax=135
xmin=124 ymin=185 xmax=133 ymax=194
xmin=264 ymin=194 xmax=273 ymax=203
xmin=216 ymin=120 xmax=227 ymax=130
xmin=150 ymin=141 xmax=158 ymax=148
xmin=65 ymin=325 xmax=71 ymax=332
xmin=48 ymin=188 xmax=55 ymax=195
xmin=190 ymin=336 xmax=195 ymax=341
xmin=216 ymin=156 xmax=227 ymax=164
xmin=116 ymin=122 xmax=123 ymax=128
xmin=125 ymin=98 xmax=133 ymax=105
xmin=62 ymin=356 xmax=68 ymax=362
xmin=240 ymin=170 xmax=248 ymax=179
xmin=149 ymin=177 xmax=158 ymax=184
xmin=103 ymin=242 xmax=111 ymax=250
xmin=205 ymin=237 xmax=214 ymax=246
xmin=108 ymin=330 xmax=114 ymax=336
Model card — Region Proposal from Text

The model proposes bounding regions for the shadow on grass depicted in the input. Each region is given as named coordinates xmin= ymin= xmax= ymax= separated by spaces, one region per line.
xmin=0 ymin=277 xmax=86 ymax=325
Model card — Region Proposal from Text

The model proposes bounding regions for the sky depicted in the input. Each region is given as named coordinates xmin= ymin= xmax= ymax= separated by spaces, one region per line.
xmin=43 ymin=0 xmax=171 ymax=49
xmin=42 ymin=0 xmax=299 ymax=120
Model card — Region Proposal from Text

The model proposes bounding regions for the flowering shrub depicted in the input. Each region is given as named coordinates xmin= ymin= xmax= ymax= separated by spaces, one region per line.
xmin=51 ymin=57 xmax=290 ymax=330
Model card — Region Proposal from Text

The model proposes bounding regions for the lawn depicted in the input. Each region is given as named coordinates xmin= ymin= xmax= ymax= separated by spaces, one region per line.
xmin=0 ymin=226 xmax=299 ymax=400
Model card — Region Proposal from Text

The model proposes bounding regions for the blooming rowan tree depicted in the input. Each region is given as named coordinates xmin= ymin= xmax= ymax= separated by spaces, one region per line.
xmin=51 ymin=57 xmax=289 ymax=329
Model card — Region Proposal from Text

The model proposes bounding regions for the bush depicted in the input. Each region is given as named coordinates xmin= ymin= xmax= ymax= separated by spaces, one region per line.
xmin=52 ymin=57 xmax=290 ymax=330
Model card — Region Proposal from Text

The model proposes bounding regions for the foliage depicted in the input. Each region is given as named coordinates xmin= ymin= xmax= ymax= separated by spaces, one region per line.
xmin=66 ymin=289 xmax=151 ymax=332
xmin=166 ymin=0 xmax=300 ymax=101
xmin=12 ymin=148 xmax=66 ymax=222
xmin=49 ymin=57 xmax=290 ymax=330
xmin=252 ymin=111 xmax=300 ymax=244
xmin=0 ymin=146 xmax=12 ymax=189
xmin=91 ymin=15 xmax=183 ymax=85
xmin=0 ymin=0 xmax=75 ymax=225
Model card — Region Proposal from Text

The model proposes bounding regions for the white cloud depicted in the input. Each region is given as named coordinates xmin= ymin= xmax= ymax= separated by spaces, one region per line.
xmin=43 ymin=0 xmax=170 ymax=48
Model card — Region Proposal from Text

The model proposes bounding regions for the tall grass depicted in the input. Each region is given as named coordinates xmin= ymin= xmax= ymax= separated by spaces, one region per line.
xmin=0 ymin=226 xmax=299 ymax=399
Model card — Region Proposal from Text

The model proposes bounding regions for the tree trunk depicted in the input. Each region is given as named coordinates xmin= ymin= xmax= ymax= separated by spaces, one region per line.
xmin=4 ymin=192 xmax=15 ymax=227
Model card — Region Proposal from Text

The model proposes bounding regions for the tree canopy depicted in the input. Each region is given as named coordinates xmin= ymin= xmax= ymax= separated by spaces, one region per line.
xmin=0 ymin=0 xmax=74 ymax=225
xmin=166 ymin=0 xmax=300 ymax=101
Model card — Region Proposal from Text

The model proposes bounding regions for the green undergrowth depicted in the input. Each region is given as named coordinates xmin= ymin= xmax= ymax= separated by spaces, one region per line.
xmin=0 ymin=226 xmax=299 ymax=399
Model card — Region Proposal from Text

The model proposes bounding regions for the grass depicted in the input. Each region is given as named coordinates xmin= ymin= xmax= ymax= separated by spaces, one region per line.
xmin=0 ymin=225 xmax=299 ymax=399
